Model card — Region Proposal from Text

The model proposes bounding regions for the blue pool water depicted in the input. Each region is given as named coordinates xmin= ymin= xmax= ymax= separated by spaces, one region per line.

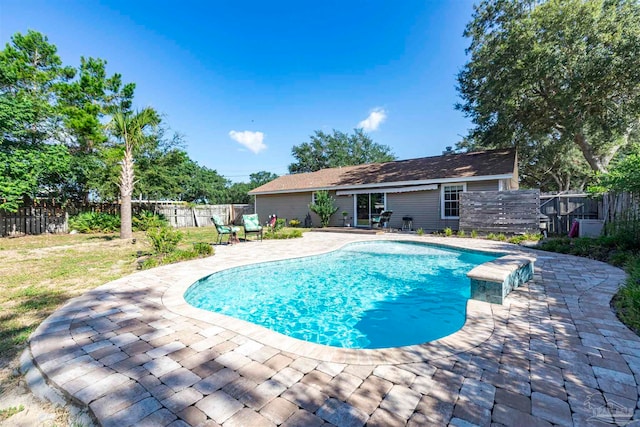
xmin=184 ymin=241 xmax=499 ymax=349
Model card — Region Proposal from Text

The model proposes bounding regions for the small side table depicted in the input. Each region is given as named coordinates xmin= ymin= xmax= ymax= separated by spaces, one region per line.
xmin=402 ymin=216 xmax=413 ymax=231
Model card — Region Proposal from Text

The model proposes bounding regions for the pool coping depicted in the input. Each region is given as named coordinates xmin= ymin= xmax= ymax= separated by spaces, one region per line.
xmin=163 ymin=235 xmax=516 ymax=365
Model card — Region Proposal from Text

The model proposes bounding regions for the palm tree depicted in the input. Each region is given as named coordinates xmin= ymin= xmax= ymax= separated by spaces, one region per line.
xmin=108 ymin=108 xmax=160 ymax=239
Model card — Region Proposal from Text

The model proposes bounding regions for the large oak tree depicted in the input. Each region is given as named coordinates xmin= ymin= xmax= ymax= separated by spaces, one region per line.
xmin=457 ymin=0 xmax=640 ymax=190
xmin=288 ymin=129 xmax=395 ymax=174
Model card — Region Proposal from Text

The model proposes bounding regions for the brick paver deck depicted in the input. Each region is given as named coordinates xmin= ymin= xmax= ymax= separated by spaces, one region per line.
xmin=28 ymin=232 xmax=640 ymax=426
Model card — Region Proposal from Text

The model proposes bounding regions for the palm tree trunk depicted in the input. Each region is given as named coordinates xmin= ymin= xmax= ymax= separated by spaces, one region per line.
xmin=119 ymin=146 xmax=135 ymax=239
xmin=120 ymin=194 xmax=132 ymax=239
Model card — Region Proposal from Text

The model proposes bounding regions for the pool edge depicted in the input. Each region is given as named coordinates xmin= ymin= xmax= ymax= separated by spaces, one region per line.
xmin=163 ymin=234 xmax=507 ymax=364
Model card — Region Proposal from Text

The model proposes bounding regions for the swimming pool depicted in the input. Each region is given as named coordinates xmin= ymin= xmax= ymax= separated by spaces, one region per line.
xmin=184 ymin=241 xmax=499 ymax=349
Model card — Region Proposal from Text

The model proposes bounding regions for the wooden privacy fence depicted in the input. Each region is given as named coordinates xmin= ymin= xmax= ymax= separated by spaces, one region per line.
xmin=602 ymin=192 xmax=639 ymax=223
xmin=0 ymin=203 xmax=254 ymax=237
xmin=0 ymin=206 xmax=68 ymax=237
xmin=459 ymin=190 xmax=540 ymax=234
xmin=156 ymin=204 xmax=253 ymax=228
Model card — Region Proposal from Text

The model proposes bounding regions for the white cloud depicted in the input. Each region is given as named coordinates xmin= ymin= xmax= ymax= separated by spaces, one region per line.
xmin=357 ymin=108 xmax=387 ymax=132
xmin=228 ymin=130 xmax=266 ymax=154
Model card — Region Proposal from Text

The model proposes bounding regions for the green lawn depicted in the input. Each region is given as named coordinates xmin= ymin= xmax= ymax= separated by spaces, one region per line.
xmin=0 ymin=224 xmax=308 ymax=381
xmin=0 ymin=227 xmax=219 ymax=379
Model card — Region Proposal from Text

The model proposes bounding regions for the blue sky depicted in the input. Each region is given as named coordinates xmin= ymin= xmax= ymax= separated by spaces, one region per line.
xmin=1 ymin=0 xmax=476 ymax=182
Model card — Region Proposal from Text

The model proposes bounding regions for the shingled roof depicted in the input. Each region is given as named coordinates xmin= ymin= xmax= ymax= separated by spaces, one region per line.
xmin=249 ymin=149 xmax=517 ymax=195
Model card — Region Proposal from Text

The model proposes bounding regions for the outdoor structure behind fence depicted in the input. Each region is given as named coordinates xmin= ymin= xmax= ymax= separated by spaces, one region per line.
xmin=539 ymin=193 xmax=601 ymax=235
xmin=459 ymin=190 xmax=540 ymax=234
xmin=0 ymin=202 xmax=253 ymax=237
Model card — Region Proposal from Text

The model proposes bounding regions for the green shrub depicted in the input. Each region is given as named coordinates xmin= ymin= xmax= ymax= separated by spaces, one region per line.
xmin=457 ymin=230 xmax=466 ymax=237
xmin=508 ymin=233 xmax=542 ymax=244
xmin=69 ymin=212 xmax=120 ymax=233
xmin=0 ymin=405 xmax=24 ymax=421
xmin=309 ymin=190 xmax=339 ymax=227
xmin=416 ymin=228 xmax=424 ymax=236
xmin=609 ymin=251 xmax=633 ymax=267
xmin=471 ymin=230 xmax=478 ymax=238
xmin=163 ymin=249 xmax=198 ymax=263
xmin=604 ymin=208 xmax=640 ymax=251
xmin=443 ymin=227 xmax=453 ymax=237
xmin=274 ymin=218 xmax=286 ymax=231
xmin=614 ymin=254 xmax=640 ymax=334
xmin=264 ymin=229 xmax=303 ymax=239
xmin=192 ymin=242 xmax=213 ymax=256
xmin=146 ymin=226 xmax=183 ymax=254
xmin=496 ymin=233 xmax=507 ymax=241
xmin=140 ymin=257 xmax=160 ymax=269
xmin=486 ymin=233 xmax=497 ymax=240
xmin=525 ymin=232 xmax=543 ymax=242
xmin=288 ymin=219 xmax=301 ymax=228
xmin=140 ymin=242 xmax=214 ymax=270
xmin=133 ymin=210 xmax=167 ymax=231
xmin=570 ymin=237 xmax=594 ymax=257
xmin=538 ymin=237 xmax=572 ymax=254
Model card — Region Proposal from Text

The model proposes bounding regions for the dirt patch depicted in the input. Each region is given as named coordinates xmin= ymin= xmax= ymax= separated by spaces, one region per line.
xmin=0 ymin=357 xmax=70 ymax=427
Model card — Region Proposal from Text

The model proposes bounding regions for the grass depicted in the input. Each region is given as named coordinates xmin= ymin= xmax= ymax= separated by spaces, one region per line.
xmin=0 ymin=225 xmax=308 ymax=374
xmin=0 ymin=232 xmax=149 ymax=372
xmin=0 ymin=405 xmax=24 ymax=421
xmin=0 ymin=227 xmax=221 ymax=375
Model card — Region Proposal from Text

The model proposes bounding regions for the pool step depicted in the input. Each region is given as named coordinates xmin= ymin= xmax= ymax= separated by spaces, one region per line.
xmin=467 ymin=255 xmax=536 ymax=304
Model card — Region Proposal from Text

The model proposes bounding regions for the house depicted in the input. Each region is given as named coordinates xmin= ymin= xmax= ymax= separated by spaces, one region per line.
xmin=249 ymin=149 xmax=518 ymax=231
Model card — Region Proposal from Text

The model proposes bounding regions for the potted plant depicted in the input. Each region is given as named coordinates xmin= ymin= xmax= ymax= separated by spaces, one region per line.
xmin=342 ymin=211 xmax=349 ymax=227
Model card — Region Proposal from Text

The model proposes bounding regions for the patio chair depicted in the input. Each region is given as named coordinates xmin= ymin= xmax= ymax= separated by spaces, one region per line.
xmin=372 ymin=210 xmax=393 ymax=231
xmin=242 ymin=213 xmax=263 ymax=241
xmin=212 ymin=214 xmax=241 ymax=244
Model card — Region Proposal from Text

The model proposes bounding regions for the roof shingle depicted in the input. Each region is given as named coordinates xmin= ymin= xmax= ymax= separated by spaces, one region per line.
xmin=249 ymin=149 xmax=516 ymax=194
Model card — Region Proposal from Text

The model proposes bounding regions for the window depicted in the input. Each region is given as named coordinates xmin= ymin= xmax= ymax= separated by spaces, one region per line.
xmin=441 ymin=184 xmax=465 ymax=219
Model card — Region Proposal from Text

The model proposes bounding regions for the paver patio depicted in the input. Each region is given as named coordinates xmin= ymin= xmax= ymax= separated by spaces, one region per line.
xmin=26 ymin=232 xmax=640 ymax=426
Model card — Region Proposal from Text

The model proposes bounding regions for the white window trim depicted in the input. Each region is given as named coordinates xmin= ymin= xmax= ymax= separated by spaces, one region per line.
xmin=440 ymin=183 xmax=466 ymax=220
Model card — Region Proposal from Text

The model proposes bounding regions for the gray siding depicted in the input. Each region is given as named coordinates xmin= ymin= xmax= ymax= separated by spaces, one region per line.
xmin=333 ymin=194 xmax=354 ymax=227
xmin=387 ymin=190 xmax=438 ymax=231
xmin=256 ymin=179 xmax=500 ymax=231
xmin=256 ymin=191 xmax=354 ymax=227
xmin=256 ymin=193 xmax=313 ymax=226
xmin=468 ymin=181 xmax=499 ymax=192
xmin=386 ymin=180 xmax=500 ymax=232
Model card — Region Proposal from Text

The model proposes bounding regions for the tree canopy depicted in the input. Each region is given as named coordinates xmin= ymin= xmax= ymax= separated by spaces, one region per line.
xmin=0 ymin=30 xmax=276 ymax=211
xmin=457 ymin=0 xmax=640 ymax=191
xmin=589 ymin=144 xmax=640 ymax=194
xmin=288 ymin=129 xmax=395 ymax=174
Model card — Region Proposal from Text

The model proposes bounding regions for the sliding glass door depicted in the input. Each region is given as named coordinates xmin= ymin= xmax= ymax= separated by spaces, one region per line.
xmin=355 ymin=193 xmax=384 ymax=227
